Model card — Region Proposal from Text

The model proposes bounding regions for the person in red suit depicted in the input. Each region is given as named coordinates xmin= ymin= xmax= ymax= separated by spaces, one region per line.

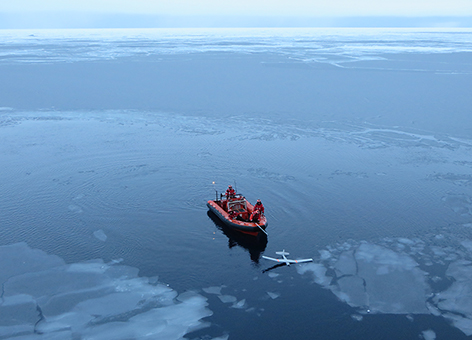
xmin=250 ymin=199 xmax=264 ymax=222
xmin=225 ymin=185 xmax=235 ymax=198
xmin=253 ymin=199 xmax=264 ymax=213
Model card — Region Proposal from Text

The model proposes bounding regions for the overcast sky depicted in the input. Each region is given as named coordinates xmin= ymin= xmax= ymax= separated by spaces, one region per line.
xmin=1 ymin=0 xmax=472 ymax=28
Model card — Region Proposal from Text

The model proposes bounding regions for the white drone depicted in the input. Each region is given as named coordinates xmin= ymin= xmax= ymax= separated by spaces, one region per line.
xmin=262 ymin=249 xmax=313 ymax=266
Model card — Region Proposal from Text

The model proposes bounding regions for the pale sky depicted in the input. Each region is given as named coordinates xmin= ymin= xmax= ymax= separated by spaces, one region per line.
xmin=1 ymin=0 xmax=472 ymax=28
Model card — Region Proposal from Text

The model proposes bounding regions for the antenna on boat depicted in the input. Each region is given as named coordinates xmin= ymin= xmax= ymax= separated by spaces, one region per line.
xmin=234 ymin=180 xmax=238 ymax=193
xmin=212 ymin=181 xmax=219 ymax=201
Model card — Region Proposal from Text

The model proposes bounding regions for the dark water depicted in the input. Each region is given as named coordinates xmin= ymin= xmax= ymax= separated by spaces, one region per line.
xmin=1 ymin=28 xmax=472 ymax=339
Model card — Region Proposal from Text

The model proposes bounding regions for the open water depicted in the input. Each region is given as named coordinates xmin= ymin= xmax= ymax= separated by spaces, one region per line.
xmin=1 ymin=28 xmax=472 ymax=339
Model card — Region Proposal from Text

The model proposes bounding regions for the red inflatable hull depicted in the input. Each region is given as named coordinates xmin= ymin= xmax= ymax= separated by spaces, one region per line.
xmin=207 ymin=197 xmax=268 ymax=236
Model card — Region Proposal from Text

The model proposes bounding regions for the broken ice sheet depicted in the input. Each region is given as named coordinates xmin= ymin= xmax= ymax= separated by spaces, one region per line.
xmin=300 ymin=241 xmax=430 ymax=314
xmin=433 ymin=260 xmax=472 ymax=335
xmin=0 ymin=242 xmax=215 ymax=340
xmin=298 ymin=237 xmax=472 ymax=336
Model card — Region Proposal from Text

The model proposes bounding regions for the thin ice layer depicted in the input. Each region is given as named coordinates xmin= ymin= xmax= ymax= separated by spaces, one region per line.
xmin=298 ymin=236 xmax=472 ymax=335
xmin=0 ymin=242 xmax=213 ymax=339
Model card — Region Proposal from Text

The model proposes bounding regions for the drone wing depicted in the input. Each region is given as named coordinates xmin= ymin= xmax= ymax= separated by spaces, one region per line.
xmin=262 ymin=256 xmax=286 ymax=263
xmin=289 ymin=258 xmax=313 ymax=264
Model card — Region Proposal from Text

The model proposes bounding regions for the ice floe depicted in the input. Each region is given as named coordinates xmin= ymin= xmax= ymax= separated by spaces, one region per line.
xmin=93 ymin=229 xmax=108 ymax=242
xmin=421 ymin=329 xmax=436 ymax=340
xmin=0 ymin=242 xmax=214 ymax=339
xmin=266 ymin=292 xmax=280 ymax=300
xmin=297 ymin=230 xmax=472 ymax=336
xmin=202 ymin=285 xmax=255 ymax=312
xmin=202 ymin=286 xmax=224 ymax=295
xmin=218 ymin=295 xmax=237 ymax=304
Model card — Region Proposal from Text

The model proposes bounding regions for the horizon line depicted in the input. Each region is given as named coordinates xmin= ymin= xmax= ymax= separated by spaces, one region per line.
xmin=1 ymin=13 xmax=472 ymax=29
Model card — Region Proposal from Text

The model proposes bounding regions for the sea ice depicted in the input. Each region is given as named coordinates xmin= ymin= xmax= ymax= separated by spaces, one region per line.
xmin=421 ymin=329 xmax=436 ymax=340
xmin=202 ymin=286 xmax=224 ymax=295
xmin=432 ymin=260 xmax=472 ymax=335
xmin=351 ymin=314 xmax=363 ymax=321
xmin=334 ymin=250 xmax=357 ymax=276
xmin=267 ymin=292 xmax=280 ymax=300
xmin=333 ymin=275 xmax=368 ymax=307
xmin=0 ymin=242 xmax=215 ymax=340
xmin=0 ymin=242 xmax=64 ymax=282
xmin=319 ymin=249 xmax=332 ymax=260
xmin=93 ymin=229 xmax=108 ymax=242
xmin=354 ymin=243 xmax=430 ymax=314
xmin=218 ymin=295 xmax=237 ymax=304
xmin=297 ymin=263 xmax=331 ymax=286
xmin=301 ymin=241 xmax=430 ymax=314
xmin=231 ymin=299 xmax=247 ymax=309
xmin=300 ymin=235 xmax=472 ymax=336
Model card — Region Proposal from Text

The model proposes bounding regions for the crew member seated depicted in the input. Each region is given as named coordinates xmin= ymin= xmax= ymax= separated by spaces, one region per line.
xmin=250 ymin=209 xmax=261 ymax=222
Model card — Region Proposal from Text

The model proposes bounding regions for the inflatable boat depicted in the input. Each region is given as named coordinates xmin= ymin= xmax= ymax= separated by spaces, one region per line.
xmin=207 ymin=193 xmax=268 ymax=236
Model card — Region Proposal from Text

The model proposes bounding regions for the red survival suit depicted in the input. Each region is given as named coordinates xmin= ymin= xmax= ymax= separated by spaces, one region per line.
xmin=225 ymin=185 xmax=236 ymax=198
xmin=250 ymin=199 xmax=264 ymax=222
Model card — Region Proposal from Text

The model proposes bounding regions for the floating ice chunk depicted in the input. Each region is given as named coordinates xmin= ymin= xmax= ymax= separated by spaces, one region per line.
xmin=231 ymin=299 xmax=247 ymax=309
xmin=93 ymin=229 xmax=107 ymax=242
xmin=421 ymin=329 xmax=436 ymax=340
xmin=267 ymin=292 xmax=280 ymax=300
xmin=319 ymin=249 xmax=332 ymax=260
xmin=351 ymin=314 xmax=363 ymax=321
xmin=202 ymin=286 xmax=224 ymax=295
xmin=268 ymin=272 xmax=279 ymax=278
xmin=218 ymin=295 xmax=237 ymax=304
xmin=0 ymin=243 xmax=215 ymax=340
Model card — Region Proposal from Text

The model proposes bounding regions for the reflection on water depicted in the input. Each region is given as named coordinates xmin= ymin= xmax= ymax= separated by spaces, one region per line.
xmin=1 ymin=26 xmax=472 ymax=338
xmin=1 ymin=108 xmax=472 ymax=338
xmin=207 ymin=211 xmax=267 ymax=264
